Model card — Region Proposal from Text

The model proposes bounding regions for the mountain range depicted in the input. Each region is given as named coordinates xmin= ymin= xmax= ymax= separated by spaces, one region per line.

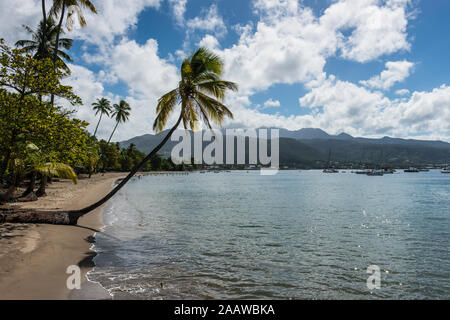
xmin=119 ymin=128 xmax=450 ymax=168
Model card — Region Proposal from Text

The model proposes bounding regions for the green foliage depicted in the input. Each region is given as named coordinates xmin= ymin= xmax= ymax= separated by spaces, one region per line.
xmin=0 ymin=40 xmax=87 ymax=185
xmin=0 ymin=39 xmax=80 ymax=102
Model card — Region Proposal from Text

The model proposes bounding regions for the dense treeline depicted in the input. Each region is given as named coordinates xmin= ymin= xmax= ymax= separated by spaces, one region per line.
xmin=96 ymin=141 xmax=184 ymax=173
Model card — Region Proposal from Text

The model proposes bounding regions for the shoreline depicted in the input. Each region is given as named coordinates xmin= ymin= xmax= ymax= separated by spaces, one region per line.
xmin=0 ymin=172 xmax=127 ymax=300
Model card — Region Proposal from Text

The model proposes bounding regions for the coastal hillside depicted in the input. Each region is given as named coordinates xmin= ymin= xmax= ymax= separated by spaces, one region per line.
xmin=120 ymin=128 xmax=450 ymax=168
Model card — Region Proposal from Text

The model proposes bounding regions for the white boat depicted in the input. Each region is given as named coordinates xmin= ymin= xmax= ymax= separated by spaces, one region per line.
xmin=366 ymin=169 xmax=384 ymax=176
xmin=441 ymin=166 xmax=450 ymax=173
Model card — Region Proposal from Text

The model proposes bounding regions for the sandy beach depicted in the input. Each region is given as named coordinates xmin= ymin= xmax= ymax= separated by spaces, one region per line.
xmin=0 ymin=172 xmax=126 ymax=300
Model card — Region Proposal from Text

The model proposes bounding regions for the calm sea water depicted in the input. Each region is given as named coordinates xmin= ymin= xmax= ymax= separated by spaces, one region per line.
xmin=89 ymin=170 xmax=450 ymax=299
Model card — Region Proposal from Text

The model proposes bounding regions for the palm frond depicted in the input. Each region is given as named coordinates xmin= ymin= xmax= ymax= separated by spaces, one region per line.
xmin=36 ymin=162 xmax=78 ymax=184
xmin=153 ymin=89 xmax=179 ymax=132
xmin=197 ymin=80 xmax=238 ymax=101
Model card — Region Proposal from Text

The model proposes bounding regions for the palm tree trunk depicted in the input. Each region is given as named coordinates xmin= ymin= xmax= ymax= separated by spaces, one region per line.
xmin=36 ymin=175 xmax=47 ymax=197
xmin=41 ymin=0 xmax=47 ymax=50
xmin=108 ymin=122 xmax=119 ymax=143
xmin=66 ymin=113 xmax=184 ymax=223
xmin=0 ymin=173 xmax=17 ymax=203
xmin=93 ymin=113 xmax=103 ymax=138
xmin=50 ymin=5 xmax=65 ymax=107
xmin=21 ymin=171 xmax=37 ymax=197
xmin=0 ymin=151 xmax=10 ymax=183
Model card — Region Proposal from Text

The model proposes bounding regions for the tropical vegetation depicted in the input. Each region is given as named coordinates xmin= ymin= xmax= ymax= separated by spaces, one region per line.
xmin=0 ymin=0 xmax=237 ymax=225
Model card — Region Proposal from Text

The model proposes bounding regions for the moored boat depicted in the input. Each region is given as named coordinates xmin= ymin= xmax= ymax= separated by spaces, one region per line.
xmin=404 ymin=167 xmax=419 ymax=173
xmin=366 ymin=169 xmax=384 ymax=176
xmin=441 ymin=166 xmax=450 ymax=173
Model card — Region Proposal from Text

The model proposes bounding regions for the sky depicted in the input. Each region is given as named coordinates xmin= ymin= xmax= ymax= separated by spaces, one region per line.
xmin=1 ymin=0 xmax=449 ymax=142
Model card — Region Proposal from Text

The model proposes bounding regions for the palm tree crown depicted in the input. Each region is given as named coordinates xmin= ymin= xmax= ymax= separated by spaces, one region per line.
xmin=15 ymin=17 xmax=73 ymax=69
xmin=112 ymin=100 xmax=131 ymax=124
xmin=107 ymin=100 xmax=131 ymax=143
xmin=50 ymin=0 xmax=97 ymax=27
xmin=92 ymin=97 xmax=112 ymax=138
xmin=92 ymin=98 xmax=112 ymax=116
xmin=153 ymin=47 xmax=237 ymax=133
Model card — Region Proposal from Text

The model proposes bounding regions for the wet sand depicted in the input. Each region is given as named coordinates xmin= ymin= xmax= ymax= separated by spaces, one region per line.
xmin=0 ymin=172 xmax=126 ymax=300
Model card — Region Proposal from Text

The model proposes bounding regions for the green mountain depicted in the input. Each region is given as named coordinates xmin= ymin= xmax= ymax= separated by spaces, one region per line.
xmin=120 ymin=128 xmax=450 ymax=168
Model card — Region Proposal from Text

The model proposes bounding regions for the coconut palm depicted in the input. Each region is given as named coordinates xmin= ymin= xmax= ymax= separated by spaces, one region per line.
xmin=15 ymin=17 xmax=73 ymax=70
xmin=50 ymin=0 xmax=96 ymax=62
xmin=49 ymin=0 xmax=97 ymax=104
xmin=63 ymin=47 xmax=237 ymax=223
xmin=108 ymin=100 xmax=131 ymax=143
xmin=92 ymin=98 xmax=112 ymax=138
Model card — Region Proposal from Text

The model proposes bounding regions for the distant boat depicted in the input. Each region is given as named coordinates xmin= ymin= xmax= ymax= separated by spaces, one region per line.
xmin=419 ymin=169 xmax=430 ymax=172
xmin=441 ymin=166 xmax=450 ymax=174
xmin=366 ymin=169 xmax=384 ymax=176
xmin=355 ymin=169 xmax=370 ymax=175
xmin=383 ymin=168 xmax=395 ymax=174
xmin=404 ymin=167 xmax=419 ymax=173
xmin=323 ymin=149 xmax=339 ymax=173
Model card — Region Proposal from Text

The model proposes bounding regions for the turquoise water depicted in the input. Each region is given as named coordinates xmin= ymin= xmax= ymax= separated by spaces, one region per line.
xmin=90 ymin=170 xmax=450 ymax=299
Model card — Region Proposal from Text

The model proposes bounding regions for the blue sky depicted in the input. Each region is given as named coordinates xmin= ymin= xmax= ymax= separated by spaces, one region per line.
xmin=1 ymin=0 xmax=449 ymax=141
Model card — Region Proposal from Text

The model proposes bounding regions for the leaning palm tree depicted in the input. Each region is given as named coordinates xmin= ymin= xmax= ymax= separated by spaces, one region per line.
xmin=108 ymin=100 xmax=131 ymax=143
xmin=3 ymin=48 xmax=237 ymax=224
xmin=66 ymin=48 xmax=237 ymax=222
xmin=92 ymin=98 xmax=112 ymax=138
xmin=15 ymin=17 xmax=73 ymax=70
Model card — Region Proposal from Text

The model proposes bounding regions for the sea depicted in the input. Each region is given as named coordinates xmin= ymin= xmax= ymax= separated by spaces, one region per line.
xmin=88 ymin=170 xmax=450 ymax=299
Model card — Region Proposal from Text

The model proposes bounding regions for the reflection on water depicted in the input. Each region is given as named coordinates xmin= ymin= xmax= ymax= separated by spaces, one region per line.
xmin=89 ymin=170 xmax=450 ymax=299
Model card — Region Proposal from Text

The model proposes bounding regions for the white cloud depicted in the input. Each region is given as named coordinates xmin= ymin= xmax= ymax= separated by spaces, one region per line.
xmin=70 ymin=0 xmax=161 ymax=45
xmin=109 ymin=39 xmax=179 ymax=99
xmin=198 ymin=34 xmax=220 ymax=50
xmin=322 ymin=0 xmax=411 ymax=62
xmin=186 ymin=4 xmax=227 ymax=38
xmin=395 ymin=89 xmax=410 ymax=96
xmin=210 ymin=0 xmax=412 ymax=98
xmin=299 ymin=75 xmax=391 ymax=135
xmin=360 ymin=60 xmax=414 ymax=90
xmin=388 ymin=85 xmax=450 ymax=135
xmin=0 ymin=0 xmax=41 ymax=46
xmin=263 ymin=99 xmax=281 ymax=108
xmin=168 ymin=0 xmax=187 ymax=26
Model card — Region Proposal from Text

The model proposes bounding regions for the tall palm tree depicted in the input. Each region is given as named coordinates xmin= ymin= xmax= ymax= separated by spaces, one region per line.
xmin=92 ymin=98 xmax=112 ymax=138
xmin=41 ymin=0 xmax=47 ymax=55
xmin=64 ymin=47 xmax=237 ymax=223
xmin=50 ymin=0 xmax=97 ymax=104
xmin=108 ymin=100 xmax=131 ymax=143
xmin=15 ymin=17 xmax=73 ymax=70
